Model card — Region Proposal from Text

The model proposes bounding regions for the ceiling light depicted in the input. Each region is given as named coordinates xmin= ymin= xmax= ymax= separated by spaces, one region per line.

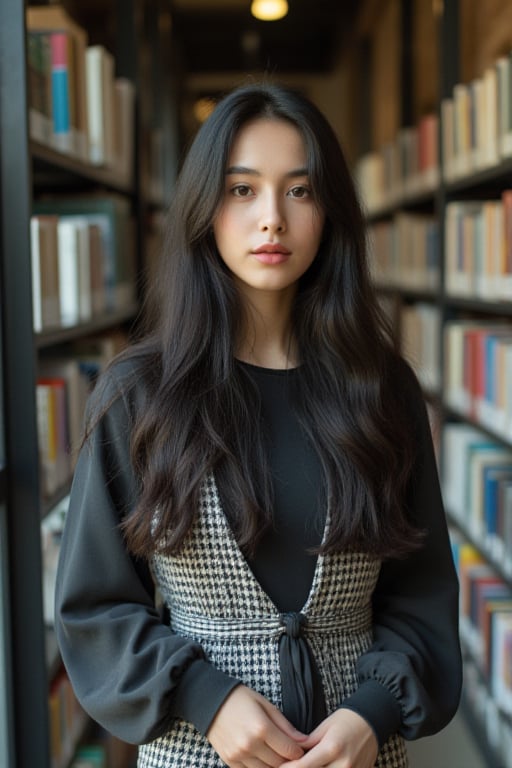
xmin=251 ymin=0 xmax=288 ymax=22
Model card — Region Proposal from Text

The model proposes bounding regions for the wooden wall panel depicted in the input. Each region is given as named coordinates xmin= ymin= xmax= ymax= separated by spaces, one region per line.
xmin=460 ymin=0 xmax=512 ymax=82
xmin=371 ymin=0 xmax=401 ymax=148
xmin=412 ymin=0 xmax=439 ymax=118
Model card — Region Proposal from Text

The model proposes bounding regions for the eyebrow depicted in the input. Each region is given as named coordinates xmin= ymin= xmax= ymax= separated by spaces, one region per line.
xmin=226 ymin=165 xmax=309 ymax=178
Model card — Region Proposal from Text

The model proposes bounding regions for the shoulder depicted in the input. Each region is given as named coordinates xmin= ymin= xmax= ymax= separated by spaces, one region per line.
xmin=386 ymin=353 xmax=424 ymax=406
xmin=385 ymin=353 xmax=431 ymax=441
xmin=87 ymin=345 xmax=161 ymax=425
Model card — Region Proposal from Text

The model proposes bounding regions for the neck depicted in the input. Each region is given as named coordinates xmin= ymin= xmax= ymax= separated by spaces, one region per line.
xmin=235 ymin=286 xmax=298 ymax=370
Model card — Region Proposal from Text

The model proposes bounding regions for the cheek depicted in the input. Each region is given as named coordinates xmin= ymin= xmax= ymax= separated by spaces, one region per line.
xmin=213 ymin=208 xmax=240 ymax=249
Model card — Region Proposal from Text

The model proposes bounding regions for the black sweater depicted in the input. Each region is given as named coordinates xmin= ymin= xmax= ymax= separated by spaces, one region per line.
xmin=55 ymin=357 xmax=462 ymax=748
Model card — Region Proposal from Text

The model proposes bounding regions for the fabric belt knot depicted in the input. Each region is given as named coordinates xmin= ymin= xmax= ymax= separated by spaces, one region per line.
xmin=278 ymin=611 xmax=325 ymax=734
xmin=281 ymin=611 xmax=307 ymax=638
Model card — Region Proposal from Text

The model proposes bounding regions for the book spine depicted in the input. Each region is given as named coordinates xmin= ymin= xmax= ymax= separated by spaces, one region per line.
xmin=50 ymin=32 xmax=72 ymax=153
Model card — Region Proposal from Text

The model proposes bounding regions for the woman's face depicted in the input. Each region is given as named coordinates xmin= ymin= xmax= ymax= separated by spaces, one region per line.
xmin=213 ymin=118 xmax=325 ymax=303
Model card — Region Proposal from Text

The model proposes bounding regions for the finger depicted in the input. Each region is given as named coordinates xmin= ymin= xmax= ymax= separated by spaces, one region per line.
xmin=260 ymin=717 xmax=305 ymax=761
xmin=245 ymin=741 xmax=299 ymax=768
xmin=245 ymin=759 xmax=278 ymax=768
xmin=261 ymin=699 xmax=308 ymax=743
xmin=279 ymin=742 xmax=326 ymax=768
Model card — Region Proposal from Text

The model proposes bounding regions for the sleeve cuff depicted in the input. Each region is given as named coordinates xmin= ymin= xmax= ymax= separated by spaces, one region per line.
xmin=167 ymin=658 xmax=241 ymax=735
xmin=339 ymin=680 xmax=402 ymax=748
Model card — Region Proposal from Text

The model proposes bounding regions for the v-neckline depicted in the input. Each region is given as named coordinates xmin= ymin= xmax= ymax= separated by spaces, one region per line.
xmin=208 ymin=473 xmax=328 ymax=617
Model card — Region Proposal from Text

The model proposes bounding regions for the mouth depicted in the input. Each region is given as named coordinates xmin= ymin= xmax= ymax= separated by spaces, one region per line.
xmin=251 ymin=243 xmax=291 ymax=264
xmin=252 ymin=244 xmax=291 ymax=255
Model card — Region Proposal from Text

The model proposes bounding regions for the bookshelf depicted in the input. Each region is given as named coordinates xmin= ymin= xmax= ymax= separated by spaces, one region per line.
xmin=351 ymin=0 xmax=512 ymax=765
xmin=0 ymin=0 xmax=177 ymax=766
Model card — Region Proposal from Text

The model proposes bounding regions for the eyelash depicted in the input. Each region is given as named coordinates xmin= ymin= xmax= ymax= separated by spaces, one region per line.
xmin=230 ymin=184 xmax=311 ymax=198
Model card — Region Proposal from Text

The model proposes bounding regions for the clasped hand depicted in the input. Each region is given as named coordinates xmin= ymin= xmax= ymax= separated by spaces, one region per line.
xmin=206 ymin=684 xmax=378 ymax=768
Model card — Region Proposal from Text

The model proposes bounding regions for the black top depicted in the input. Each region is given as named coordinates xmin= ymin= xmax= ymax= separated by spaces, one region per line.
xmin=230 ymin=361 xmax=325 ymax=613
xmin=55 ymin=356 xmax=462 ymax=749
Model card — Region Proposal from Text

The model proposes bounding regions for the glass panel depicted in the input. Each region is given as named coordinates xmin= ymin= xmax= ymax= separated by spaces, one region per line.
xmin=0 ymin=504 xmax=14 ymax=766
xmin=0 ymin=333 xmax=4 ymax=471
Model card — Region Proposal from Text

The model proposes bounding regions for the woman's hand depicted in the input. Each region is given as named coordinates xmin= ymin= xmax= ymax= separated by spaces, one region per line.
xmin=279 ymin=709 xmax=378 ymax=768
xmin=206 ymin=684 xmax=307 ymax=767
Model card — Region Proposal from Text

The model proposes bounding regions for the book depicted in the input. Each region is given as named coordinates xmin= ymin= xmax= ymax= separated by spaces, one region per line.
xmin=36 ymin=382 xmax=59 ymax=497
xmin=26 ymin=4 xmax=89 ymax=160
xmin=27 ymin=32 xmax=52 ymax=145
xmin=502 ymin=190 xmax=512 ymax=299
xmin=114 ymin=78 xmax=136 ymax=183
xmin=49 ymin=31 xmax=73 ymax=154
xmin=497 ymin=53 xmax=512 ymax=158
xmin=86 ymin=45 xmax=116 ymax=167
xmin=492 ymin=611 xmax=512 ymax=714
xmin=56 ymin=218 xmax=88 ymax=326
xmin=30 ymin=214 xmax=60 ymax=332
xmin=34 ymin=196 xmax=136 ymax=312
xmin=38 ymin=358 xmax=90 ymax=466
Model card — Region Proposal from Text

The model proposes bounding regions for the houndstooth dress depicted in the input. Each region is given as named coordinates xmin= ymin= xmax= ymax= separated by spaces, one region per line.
xmin=138 ymin=475 xmax=409 ymax=767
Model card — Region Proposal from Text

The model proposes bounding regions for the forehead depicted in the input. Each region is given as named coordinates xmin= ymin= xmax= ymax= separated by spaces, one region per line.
xmin=227 ymin=118 xmax=307 ymax=167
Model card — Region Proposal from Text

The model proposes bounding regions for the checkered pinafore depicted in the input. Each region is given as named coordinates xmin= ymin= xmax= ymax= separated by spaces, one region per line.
xmin=138 ymin=476 xmax=408 ymax=767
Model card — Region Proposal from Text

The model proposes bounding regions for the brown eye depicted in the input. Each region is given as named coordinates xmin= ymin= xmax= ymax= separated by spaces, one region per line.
xmin=288 ymin=185 xmax=310 ymax=199
xmin=232 ymin=184 xmax=253 ymax=197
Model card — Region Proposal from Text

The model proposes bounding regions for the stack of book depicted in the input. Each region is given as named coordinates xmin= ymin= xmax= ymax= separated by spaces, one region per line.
xmin=36 ymin=333 xmax=127 ymax=499
xmin=452 ymin=537 xmax=512 ymax=731
xmin=443 ymin=320 xmax=512 ymax=440
xmin=442 ymin=50 xmax=512 ymax=182
xmin=399 ymin=303 xmax=441 ymax=393
xmin=26 ymin=4 xmax=135 ymax=182
xmin=355 ymin=112 xmax=439 ymax=215
xmin=443 ymin=423 xmax=512 ymax=572
xmin=368 ymin=212 xmax=440 ymax=292
xmin=31 ymin=194 xmax=137 ymax=333
xmin=444 ymin=193 xmax=512 ymax=301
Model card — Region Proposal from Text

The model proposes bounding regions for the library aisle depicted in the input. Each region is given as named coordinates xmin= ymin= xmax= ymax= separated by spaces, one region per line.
xmin=3 ymin=0 xmax=512 ymax=766
xmin=407 ymin=711 xmax=487 ymax=767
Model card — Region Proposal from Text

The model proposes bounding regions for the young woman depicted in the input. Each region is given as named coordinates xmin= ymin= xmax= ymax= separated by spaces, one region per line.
xmin=55 ymin=83 xmax=462 ymax=768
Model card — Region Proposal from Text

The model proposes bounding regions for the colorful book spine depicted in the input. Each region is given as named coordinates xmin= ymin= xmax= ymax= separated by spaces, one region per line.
xmin=444 ymin=321 xmax=512 ymax=439
xmin=50 ymin=32 xmax=72 ymax=153
xmin=444 ymin=425 xmax=512 ymax=573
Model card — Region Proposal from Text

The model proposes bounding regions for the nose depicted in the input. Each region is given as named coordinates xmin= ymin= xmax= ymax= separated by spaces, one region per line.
xmin=259 ymin=191 xmax=286 ymax=234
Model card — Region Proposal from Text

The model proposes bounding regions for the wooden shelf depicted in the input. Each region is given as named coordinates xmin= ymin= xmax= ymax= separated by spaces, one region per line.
xmin=34 ymin=305 xmax=139 ymax=349
xmin=445 ymin=156 xmax=512 ymax=196
xmin=443 ymin=296 xmax=512 ymax=317
xmin=31 ymin=140 xmax=134 ymax=195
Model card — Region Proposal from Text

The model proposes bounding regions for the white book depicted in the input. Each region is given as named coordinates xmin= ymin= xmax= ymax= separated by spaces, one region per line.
xmin=481 ymin=66 xmax=499 ymax=168
xmin=58 ymin=216 xmax=93 ymax=322
xmin=442 ymin=423 xmax=483 ymax=517
xmin=491 ymin=612 xmax=512 ymax=714
xmin=57 ymin=219 xmax=81 ymax=326
xmin=86 ymin=45 xmax=115 ymax=166
xmin=497 ymin=56 xmax=512 ymax=158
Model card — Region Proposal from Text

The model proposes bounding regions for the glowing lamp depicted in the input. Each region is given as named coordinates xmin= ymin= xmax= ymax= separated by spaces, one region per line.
xmin=251 ymin=0 xmax=288 ymax=22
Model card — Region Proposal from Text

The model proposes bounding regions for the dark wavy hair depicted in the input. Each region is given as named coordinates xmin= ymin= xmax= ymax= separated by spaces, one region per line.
xmin=93 ymin=82 xmax=424 ymax=559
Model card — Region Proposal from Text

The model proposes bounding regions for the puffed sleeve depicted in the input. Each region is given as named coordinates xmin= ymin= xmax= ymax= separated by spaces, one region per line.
xmin=339 ymin=361 xmax=462 ymax=747
xmin=55 ymin=362 xmax=240 ymax=744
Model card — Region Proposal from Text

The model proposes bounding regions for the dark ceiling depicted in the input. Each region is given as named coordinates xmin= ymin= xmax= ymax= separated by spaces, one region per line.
xmin=170 ymin=0 xmax=359 ymax=74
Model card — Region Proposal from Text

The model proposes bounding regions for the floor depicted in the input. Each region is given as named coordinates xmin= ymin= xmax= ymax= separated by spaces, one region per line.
xmin=406 ymin=709 xmax=488 ymax=768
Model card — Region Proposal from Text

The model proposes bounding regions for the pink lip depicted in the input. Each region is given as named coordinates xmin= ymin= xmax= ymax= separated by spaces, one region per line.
xmin=252 ymin=243 xmax=291 ymax=254
xmin=251 ymin=243 xmax=291 ymax=265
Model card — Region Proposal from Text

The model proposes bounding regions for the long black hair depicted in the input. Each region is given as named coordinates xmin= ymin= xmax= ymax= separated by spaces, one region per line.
xmin=93 ymin=82 xmax=424 ymax=559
